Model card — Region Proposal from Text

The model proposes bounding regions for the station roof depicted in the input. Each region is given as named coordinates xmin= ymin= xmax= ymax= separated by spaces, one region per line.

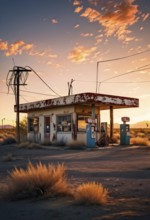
xmin=15 ymin=92 xmax=139 ymax=113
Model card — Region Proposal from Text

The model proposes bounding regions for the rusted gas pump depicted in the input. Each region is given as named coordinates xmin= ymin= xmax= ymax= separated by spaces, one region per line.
xmin=120 ymin=117 xmax=130 ymax=145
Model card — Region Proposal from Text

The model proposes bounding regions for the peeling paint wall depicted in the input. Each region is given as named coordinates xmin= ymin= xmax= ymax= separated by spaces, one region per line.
xmin=16 ymin=93 xmax=139 ymax=113
xmin=26 ymin=104 xmax=101 ymax=146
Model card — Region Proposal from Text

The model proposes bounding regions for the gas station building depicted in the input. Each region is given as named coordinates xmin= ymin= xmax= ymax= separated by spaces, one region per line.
xmin=16 ymin=92 xmax=139 ymax=147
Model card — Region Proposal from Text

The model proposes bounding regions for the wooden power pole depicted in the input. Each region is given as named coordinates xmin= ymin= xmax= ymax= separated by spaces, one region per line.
xmin=6 ymin=66 xmax=31 ymax=143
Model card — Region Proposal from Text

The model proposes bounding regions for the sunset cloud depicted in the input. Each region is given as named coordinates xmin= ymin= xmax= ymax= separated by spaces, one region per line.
xmin=0 ymin=40 xmax=8 ymax=50
xmin=74 ymin=6 xmax=83 ymax=13
xmin=73 ymin=0 xmax=81 ymax=6
xmin=80 ymin=33 xmax=94 ymax=37
xmin=29 ymin=50 xmax=47 ymax=57
xmin=74 ymin=0 xmax=140 ymax=42
xmin=51 ymin=18 xmax=58 ymax=24
xmin=141 ymin=13 xmax=150 ymax=21
xmin=0 ymin=40 xmax=33 ymax=56
xmin=29 ymin=48 xmax=58 ymax=59
xmin=88 ymin=0 xmax=99 ymax=7
xmin=99 ymin=0 xmax=139 ymax=40
xmin=47 ymin=60 xmax=63 ymax=69
xmin=0 ymin=39 xmax=58 ymax=61
xmin=68 ymin=44 xmax=96 ymax=63
xmin=74 ymin=24 xmax=80 ymax=28
xmin=81 ymin=7 xmax=100 ymax=22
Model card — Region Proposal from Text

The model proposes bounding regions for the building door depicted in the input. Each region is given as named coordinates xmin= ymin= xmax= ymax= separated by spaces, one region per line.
xmin=44 ymin=116 xmax=50 ymax=144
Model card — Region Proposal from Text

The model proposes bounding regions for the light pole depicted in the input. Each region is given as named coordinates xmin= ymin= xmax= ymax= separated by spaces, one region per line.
xmin=96 ymin=61 xmax=99 ymax=93
xmin=1 ymin=118 xmax=5 ymax=130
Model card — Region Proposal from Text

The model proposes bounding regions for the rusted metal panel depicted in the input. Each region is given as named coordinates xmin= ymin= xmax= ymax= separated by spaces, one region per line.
xmin=15 ymin=92 xmax=139 ymax=113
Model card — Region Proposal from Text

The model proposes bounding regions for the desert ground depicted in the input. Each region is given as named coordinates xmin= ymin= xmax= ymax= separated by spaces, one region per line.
xmin=0 ymin=143 xmax=150 ymax=220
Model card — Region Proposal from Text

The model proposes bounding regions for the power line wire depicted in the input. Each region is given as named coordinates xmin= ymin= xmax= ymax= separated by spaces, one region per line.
xmin=96 ymin=49 xmax=150 ymax=92
xmin=101 ymin=81 xmax=150 ymax=83
xmin=0 ymin=90 xmax=58 ymax=98
xmin=20 ymin=89 xmax=57 ymax=97
xmin=75 ymin=64 xmax=150 ymax=84
xmin=25 ymin=66 xmax=61 ymax=97
xmin=20 ymin=95 xmax=29 ymax=102
xmin=101 ymin=67 xmax=150 ymax=83
xmin=97 ymin=49 xmax=150 ymax=63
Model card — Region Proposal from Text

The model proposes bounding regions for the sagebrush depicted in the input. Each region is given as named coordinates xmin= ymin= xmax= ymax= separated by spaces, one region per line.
xmin=75 ymin=182 xmax=108 ymax=205
xmin=5 ymin=162 xmax=72 ymax=199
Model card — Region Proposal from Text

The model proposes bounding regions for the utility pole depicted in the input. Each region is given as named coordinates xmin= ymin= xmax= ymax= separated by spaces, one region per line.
xmin=16 ymin=67 xmax=21 ymax=143
xmin=1 ymin=118 xmax=5 ymax=130
xmin=96 ymin=61 xmax=99 ymax=93
xmin=6 ymin=66 xmax=31 ymax=143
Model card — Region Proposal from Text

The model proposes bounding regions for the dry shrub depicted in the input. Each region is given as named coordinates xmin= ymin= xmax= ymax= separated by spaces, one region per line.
xmin=5 ymin=162 xmax=72 ymax=200
xmin=130 ymin=137 xmax=150 ymax=146
xmin=2 ymin=137 xmax=16 ymax=145
xmin=112 ymin=133 xmax=120 ymax=143
xmin=137 ymin=132 xmax=145 ymax=138
xmin=18 ymin=142 xmax=41 ymax=149
xmin=130 ymin=130 xmax=136 ymax=138
xmin=75 ymin=182 xmax=108 ymax=205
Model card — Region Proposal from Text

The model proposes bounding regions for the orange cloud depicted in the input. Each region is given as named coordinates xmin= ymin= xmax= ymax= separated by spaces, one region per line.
xmin=80 ymin=33 xmax=94 ymax=37
xmin=51 ymin=18 xmax=58 ymax=24
xmin=76 ymin=0 xmax=139 ymax=42
xmin=0 ymin=40 xmax=8 ymax=50
xmin=47 ymin=60 xmax=63 ymax=69
xmin=0 ymin=40 xmax=33 ymax=56
xmin=29 ymin=49 xmax=58 ymax=60
xmin=74 ymin=24 xmax=80 ymax=29
xmin=74 ymin=6 xmax=83 ymax=13
xmin=140 ymin=26 xmax=144 ymax=31
xmin=29 ymin=50 xmax=47 ymax=57
xmin=73 ymin=0 xmax=81 ymax=6
xmin=68 ymin=44 xmax=96 ymax=63
xmin=48 ymin=53 xmax=58 ymax=58
xmin=6 ymin=41 xmax=33 ymax=56
xmin=88 ymin=0 xmax=99 ymax=6
xmin=141 ymin=13 xmax=150 ymax=21
xmin=81 ymin=7 xmax=100 ymax=22
xmin=0 ymin=39 xmax=59 ymax=61
xmin=99 ymin=0 xmax=139 ymax=40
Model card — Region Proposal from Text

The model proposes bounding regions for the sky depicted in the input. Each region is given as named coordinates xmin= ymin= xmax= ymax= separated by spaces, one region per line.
xmin=0 ymin=0 xmax=150 ymax=126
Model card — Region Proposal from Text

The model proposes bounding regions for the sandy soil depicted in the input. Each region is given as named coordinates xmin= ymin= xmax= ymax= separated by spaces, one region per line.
xmin=0 ymin=144 xmax=150 ymax=220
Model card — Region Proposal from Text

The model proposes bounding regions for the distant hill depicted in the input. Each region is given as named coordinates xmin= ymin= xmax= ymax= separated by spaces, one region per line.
xmin=114 ymin=121 xmax=150 ymax=129
xmin=130 ymin=121 xmax=150 ymax=129
xmin=0 ymin=125 xmax=15 ymax=129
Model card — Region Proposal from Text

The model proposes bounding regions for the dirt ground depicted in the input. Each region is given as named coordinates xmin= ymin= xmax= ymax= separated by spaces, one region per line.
xmin=0 ymin=144 xmax=150 ymax=220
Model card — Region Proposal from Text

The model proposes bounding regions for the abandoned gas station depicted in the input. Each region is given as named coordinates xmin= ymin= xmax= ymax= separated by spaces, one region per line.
xmin=16 ymin=92 xmax=139 ymax=147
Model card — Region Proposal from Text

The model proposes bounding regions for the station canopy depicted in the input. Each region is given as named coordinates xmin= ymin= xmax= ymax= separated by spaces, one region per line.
xmin=15 ymin=92 xmax=139 ymax=113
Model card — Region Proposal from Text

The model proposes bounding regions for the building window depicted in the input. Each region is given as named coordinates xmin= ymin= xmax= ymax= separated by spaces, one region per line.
xmin=57 ymin=115 xmax=71 ymax=132
xmin=77 ymin=115 xmax=98 ymax=131
xmin=28 ymin=117 xmax=39 ymax=132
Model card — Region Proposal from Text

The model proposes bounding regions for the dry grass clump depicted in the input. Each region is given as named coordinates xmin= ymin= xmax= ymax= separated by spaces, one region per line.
xmin=2 ymin=137 xmax=16 ymax=145
xmin=1 ymin=162 xmax=109 ymax=206
xmin=112 ymin=133 xmax=120 ymax=144
xmin=18 ymin=142 xmax=41 ymax=149
xmin=75 ymin=182 xmax=108 ymax=205
xmin=5 ymin=162 xmax=72 ymax=200
xmin=0 ymin=129 xmax=16 ymax=140
xmin=137 ymin=132 xmax=145 ymax=138
xmin=130 ymin=137 xmax=150 ymax=146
